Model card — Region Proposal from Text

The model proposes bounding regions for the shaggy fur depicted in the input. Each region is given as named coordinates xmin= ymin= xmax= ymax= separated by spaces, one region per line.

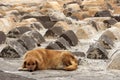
xmin=18 ymin=48 xmax=78 ymax=72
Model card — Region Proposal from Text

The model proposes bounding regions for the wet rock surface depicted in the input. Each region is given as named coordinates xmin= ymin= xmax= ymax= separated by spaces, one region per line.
xmin=0 ymin=70 xmax=35 ymax=80
xmin=0 ymin=31 xmax=6 ymax=44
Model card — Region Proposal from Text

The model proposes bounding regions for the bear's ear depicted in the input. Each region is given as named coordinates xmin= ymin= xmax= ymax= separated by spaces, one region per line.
xmin=35 ymin=59 xmax=39 ymax=70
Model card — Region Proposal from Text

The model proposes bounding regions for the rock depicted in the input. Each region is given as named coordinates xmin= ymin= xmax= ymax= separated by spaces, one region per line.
xmin=20 ymin=13 xmax=42 ymax=21
xmin=0 ymin=71 xmax=35 ymax=80
xmin=44 ymin=21 xmax=70 ymax=38
xmin=55 ymin=37 xmax=71 ymax=49
xmin=38 ymin=16 xmax=57 ymax=29
xmin=84 ymin=17 xmax=111 ymax=22
xmin=41 ymin=1 xmax=63 ymax=12
xmin=60 ymin=30 xmax=78 ymax=46
xmin=7 ymin=26 xmax=32 ymax=38
xmin=6 ymin=10 xmax=21 ymax=22
xmin=76 ymin=27 xmax=89 ymax=39
xmin=63 ymin=3 xmax=81 ymax=17
xmin=94 ymin=10 xmax=112 ymax=17
xmin=81 ymin=0 xmax=104 ymax=6
xmin=98 ymin=35 xmax=114 ymax=49
xmin=76 ymin=25 xmax=97 ymax=39
xmin=112 ymin=15 xmax=120 ymax=22
xmin=81 ymin=0 xmax=105 ymax=11
xmin=46 ymin=42 xmax=62 ymax=50
xmin=48 ymin=10 xmax=66 ymax=21
xmin=6 ymin=10 xmax=20 ymax=16
xmin=20 ymin=18 xmax=37 ymax=24
xmin=95 ymin=21 xmax=107 ymax=31
xmin=103 ymin=18 xmax=117 ymax=28
xmin=44 ymin=27 xmax=68 ymax=39
xmin=53 ymin=21 xmax=70 ymax=31
xmin=108 ymin=50 xmax=120 ymax=70
xmin=0 ymin=17 xmax=15 ymax=33
xmin=18 ymin=33 xmax=37 ymax=50
xmin=24 ymin=30 xmax=45 ymax=46
xmin=0 ymin=39 xmax=27 ymax=58
xmin=30 ymin=22 xmax=44 ymax=30
xmin=44 ymin=29 xmax=57 ymax=38
xmin=64 ymin=2 xmax=80 ymax=11
xmin=101 ymin=27 xmax=120 ymax=40
xmin=0 ymin=46 xmax=21 ymax=58
xmin=101 ymin=30 xmax=116 ymax=41
xmin=87 ymin=43 xmax=108 ymax=59
xmin=0 ymin=31 xmax=6 ymax=44
xmin=71 ymin=11 xmax=90 ymax=20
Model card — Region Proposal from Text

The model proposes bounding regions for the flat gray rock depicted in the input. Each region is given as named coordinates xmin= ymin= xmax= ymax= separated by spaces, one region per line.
xmin=0 ymin=31 xmax=6 ymax=44
xmin=0 ymin=71 xmax=35 ymax=80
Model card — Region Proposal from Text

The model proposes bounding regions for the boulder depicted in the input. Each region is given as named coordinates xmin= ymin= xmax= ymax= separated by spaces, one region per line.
xmin=87 ymin=43 xmax=108 ymax=59
xmin=46 ymin=42 xmax=62 ymax=50
xmin=44 ymin=21 xmax=70 ymax=38
xmin=108 ymin=50 xmax=120 ymax=70
xmin=41 ymin=1 xmax=63 ymax=12
xmin=48 ymin=11 xmax=66 ymax=21
xmin=76 ymin=25 xmax=97 ymax=39
xmin=20 ymin=13 xmax=42 ymax=21
xmin=101 ymin=27 xmax=120 ymax=40
xmin=18 ymin=33 xmax=37 ymax=50
xmin=63 ymin=3 xmax=81 ymax=17
xmin=98 ymin=35 xmax=114 ymax=49
xmin=94 ymin=10 xmax=112 ymax=17
xmin=71 ymin=11 xmax=90 ymax=20
xmin=81 ymin=0 xmax=105 ymax=11
xmin=30 ymin=22 xmax=44 ymax=30
xmin=51 ymin=27 xmax=65 ymax=35
xmin=0 ymin=17 xmax=15 ymax=33
xmin=55 ymin=37 xmax=71 ymax=49
xmin=44 ymin=27 xmax=68 ymax=39
xmin=103 ymin=18 xmax=117 ymax=28
xmin=0 ymin=39 xmax=27 ymax=58
xmin=64 ymin=2 xmax=81 ymax=12
xmin=24 ymin=30 xmax=45 ymax=46
xmin=60 ymin=30 xmax=78 ymax=46
xmin=44 ymin=29 xmax=57 ymax=38
xmin=81 ymin=0 xmax=105 ymax=6
xmin=53 ymin=21 xmax=70 ymax=31
xmin=76 ymin=27 xmax=89 ymax=39
xmin=38 ymin=16 xmax=57 ymax=29
xmin=0 ymin=31 xmax=6 ymax=44
xmin=7 ymin=26 xmax=32 ymax=38
xmin=112 ymin=15 xmax=120 ymax=22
